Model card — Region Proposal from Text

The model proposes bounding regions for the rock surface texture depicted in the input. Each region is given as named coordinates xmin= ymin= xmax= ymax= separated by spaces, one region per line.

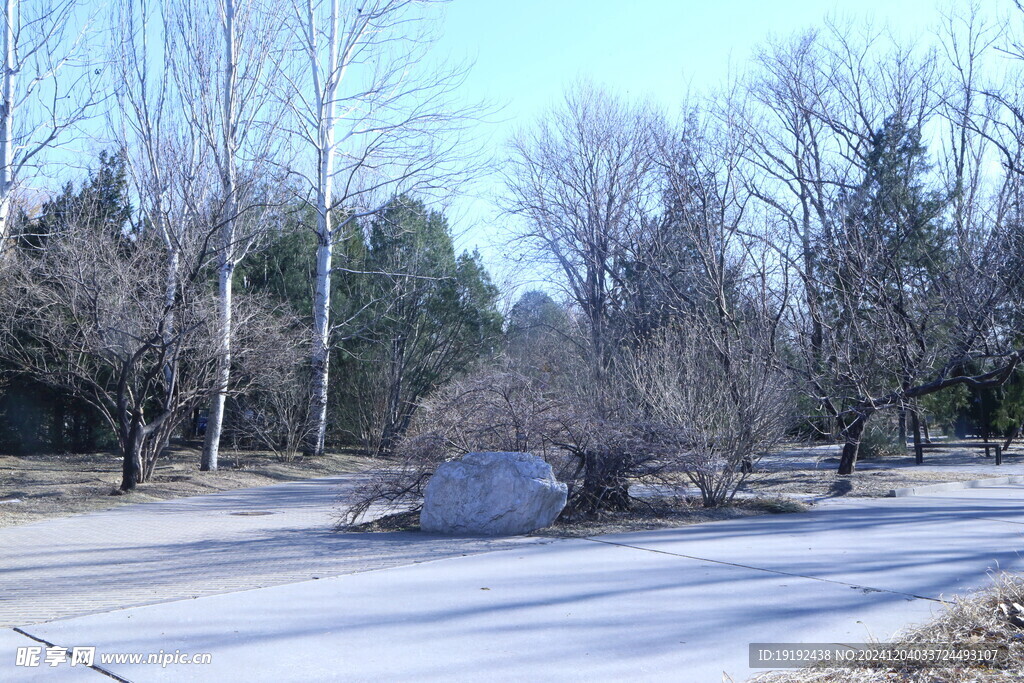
xmin=420 ymin=451 xmax=568 ymax=536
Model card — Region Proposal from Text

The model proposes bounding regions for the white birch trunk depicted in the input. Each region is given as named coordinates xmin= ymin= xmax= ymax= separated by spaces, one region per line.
xmin=309 ymin=209 xmax=333 ymax=456
xmin=0 ymin=0 xmax=16 ymax=252
xmin=295 ymin=0 xmax=457 ymax=455
xmin=305 ymin=0 xmax=339 ymax=457
xmin=201 ymin=0 xmax=239 ymax=471
xmin=162 ymin=242 xmax=179 ymax=397
xmin=201 ymin=243 xmax=234 ymax=469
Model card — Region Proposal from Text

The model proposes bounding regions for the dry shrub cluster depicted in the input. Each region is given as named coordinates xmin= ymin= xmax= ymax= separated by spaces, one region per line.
xmin=339 ymin=334 xmax=793 ymax=526
xmin=225 ymin=315 xmax=314 ymax=462
xmin=339 ymin=366 xmax=670 ymax=524
xmin=751 ymin=573 xmax=1024 ymax=682
xmin=627 ymin=324 xmax=793 ymax=506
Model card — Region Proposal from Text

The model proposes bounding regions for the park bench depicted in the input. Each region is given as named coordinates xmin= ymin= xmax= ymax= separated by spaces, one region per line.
xmin=918 ymin=442 xmax=1005 ymax=465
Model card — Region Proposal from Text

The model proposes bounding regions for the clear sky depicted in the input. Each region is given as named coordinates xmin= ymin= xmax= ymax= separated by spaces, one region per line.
xmin=430 ymin=0 xmax=995 ymax=294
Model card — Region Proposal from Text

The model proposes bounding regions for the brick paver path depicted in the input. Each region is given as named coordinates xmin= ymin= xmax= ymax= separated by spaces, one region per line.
xmin=0 ymin=476 xmax=542 ymax=627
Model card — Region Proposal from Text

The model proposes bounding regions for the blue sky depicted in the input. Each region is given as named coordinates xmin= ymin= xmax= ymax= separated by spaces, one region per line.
xmin=439 ymin=0 xmax=943 ymax=115
xmin=430 ymin=0 xmax=989 ymax=293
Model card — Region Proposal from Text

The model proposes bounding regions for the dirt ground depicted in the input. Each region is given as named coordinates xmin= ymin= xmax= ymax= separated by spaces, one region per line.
xmin=346 ymin=495 xmax=812 ymax=537
xmin=0 ymin=445 xmax=371 ymax=528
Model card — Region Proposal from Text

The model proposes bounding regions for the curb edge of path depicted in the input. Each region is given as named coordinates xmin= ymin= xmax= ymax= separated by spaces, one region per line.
xmin=890 ymin=475 xmax=1024 ymax=497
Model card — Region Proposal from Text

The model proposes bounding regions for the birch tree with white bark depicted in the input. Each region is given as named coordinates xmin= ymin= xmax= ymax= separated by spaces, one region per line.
xmin=284 ymin=0 xmax=476 ymax=457
xmin=167 ymin=0 xmax=289 ymax=471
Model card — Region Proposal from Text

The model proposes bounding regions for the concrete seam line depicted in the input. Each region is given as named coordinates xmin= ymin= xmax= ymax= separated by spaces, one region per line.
xmin=12 ymin=627 xmax=130 ymax=682
xmin=582 ymin=538 xmax=949 ymax=604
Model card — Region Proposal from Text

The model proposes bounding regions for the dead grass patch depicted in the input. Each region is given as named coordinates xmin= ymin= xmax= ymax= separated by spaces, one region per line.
xmin=0 ymin=446 xmax=372 ymax=528
xmin=738 ymin=467 xmax=1002 ymax=499
xmin=340 ymin=495 xmax=811 ymax=536
xmin=750 ymin=572 xmax=1024 ymax=682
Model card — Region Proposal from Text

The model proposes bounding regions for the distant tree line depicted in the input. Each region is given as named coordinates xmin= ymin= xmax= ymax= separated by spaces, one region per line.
xmin=0 ymin=0 xmax=493 ymax=490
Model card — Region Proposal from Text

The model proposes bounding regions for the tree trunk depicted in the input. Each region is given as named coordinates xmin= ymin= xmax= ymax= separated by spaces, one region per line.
xmin=303 ymin=0 xmax=339 ymax=456
xmin=307 ymin=227 xmax=333 ymax=457
xmin=910 ymin=407 xmax=924 ymax=464
xmin=575 ymin=451 xmax=630 ymax=515
xmin=142 ymin=422 xmax=168 ymax=482
xmin=0 ymin=0 xmax=14 ymax=254
xmin=159 ymin=246 xmax=179 ymax=455
xmin=201 ymin=0 xmax=239 ymax=472
xmin=837 ymin=412 xmax=869 ymax=475
xmin=898 ymin=407 xmax=907 ymax=451
xmin=201 ymin=256 xmax=233 ymax=471
xmin=1004 ymin=424 xmax=1021 ymax=452
xmin=120 ymin=419 xmax=143 ymax=491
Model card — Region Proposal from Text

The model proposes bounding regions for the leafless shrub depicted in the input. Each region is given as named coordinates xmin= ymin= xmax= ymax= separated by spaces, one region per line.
xmin=341 ymin=309 xmax=794 ymax=522
xmin=226 ymin=311 xmax=313 ymax=462
xmin=627 ymin=322 xmax=794 ymax=507
xmin=341 ymin=358 xmax=710 ymax=526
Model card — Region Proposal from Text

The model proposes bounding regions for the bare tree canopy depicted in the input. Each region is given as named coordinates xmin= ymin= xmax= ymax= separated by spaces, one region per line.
xmin=0 ymin=0 xmax=103 ymax=253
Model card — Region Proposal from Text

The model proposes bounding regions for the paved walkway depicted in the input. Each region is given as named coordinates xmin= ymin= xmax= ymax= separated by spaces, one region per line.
xmin=0 ymin=476 xmax=545 ymax=628
xmin=761 ymin=442 xmax=1024 ymax=475
xmin=3 ymin=479 xmax=1024 ymax=681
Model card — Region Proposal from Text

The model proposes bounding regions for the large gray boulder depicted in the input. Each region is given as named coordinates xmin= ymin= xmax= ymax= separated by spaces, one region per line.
xmin=420 ymin=451 xmax=567 ymax=536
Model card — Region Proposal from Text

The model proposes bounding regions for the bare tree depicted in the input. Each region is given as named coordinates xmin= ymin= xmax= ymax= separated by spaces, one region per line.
xmin=0 ymin=217 xmax=219 ymax=490
xmin=741 ymin=29 xmax=850 ymax=390
xmin=614 ymin=106 xmax=794 ymax=506
xmin=0 ymin=0 xmax=102 ymax=253
xmin=167 ymin=0 xmax=289 ymax=471
xmin=282 ymin=0 xmax=477 ymax=457
xmin=112 ymin=0 xmax=215 ymax=473
xmin=741 ymin=18 xmax=1024 ymax=474
xmin=504 ymin=82 xmax=658 ymax=394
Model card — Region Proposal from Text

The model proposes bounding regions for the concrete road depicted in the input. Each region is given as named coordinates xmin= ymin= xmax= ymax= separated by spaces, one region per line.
xmin=3 ymin=483 xmax=1023 ymax=682
xmin=0 ymin=476 xmax=542 ymax=628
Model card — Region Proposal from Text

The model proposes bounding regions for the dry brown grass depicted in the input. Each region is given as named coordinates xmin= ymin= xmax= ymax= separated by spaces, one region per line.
xmin=341 ymin=495 xmax=811 ymax=536
xmin=540 ymin=496 xmax=811 ymax=537
xmin=749 ymin=573 xmax=1024 ymax=682
xmin=740 ymin=467 xmax=1001 ymax=499
xmin=0 ymin=445 xmax=371 ymax=528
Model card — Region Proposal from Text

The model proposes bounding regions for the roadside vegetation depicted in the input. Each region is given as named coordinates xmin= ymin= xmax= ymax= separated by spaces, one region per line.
xmin=751 ymin=573 xmax=1024 ymax=683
